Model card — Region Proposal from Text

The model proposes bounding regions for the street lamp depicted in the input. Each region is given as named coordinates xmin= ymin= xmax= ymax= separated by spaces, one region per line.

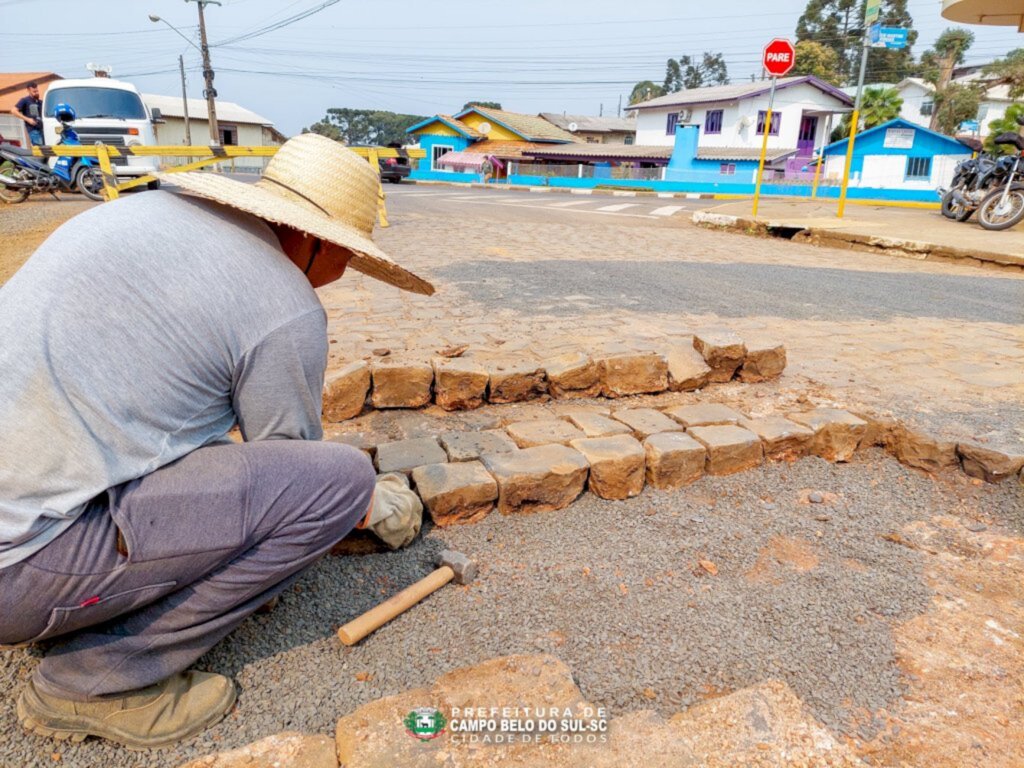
xmin=149 ymin=14 xmax=196 ymax=146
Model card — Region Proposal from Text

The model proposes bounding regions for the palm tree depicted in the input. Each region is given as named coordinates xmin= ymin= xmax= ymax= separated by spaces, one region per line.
xmin=832 ymin=86 xmax=904 ymax=139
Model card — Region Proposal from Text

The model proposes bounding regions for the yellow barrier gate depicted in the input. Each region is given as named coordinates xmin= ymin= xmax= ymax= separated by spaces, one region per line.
xmin=28 ymin=144 xmax=425 ymax=227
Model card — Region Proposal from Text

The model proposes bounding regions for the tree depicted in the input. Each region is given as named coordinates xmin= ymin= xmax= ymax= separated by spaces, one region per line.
xmin=663 ymin=59 xmax=683 ymax=93
xmin=680 ymin=52 xmax=729 ymax=89
xmin=796 ymin=0 xmax=861 ymax=81
xmin=867 ymin=0 xmax=918 ymax=83
xmin=463 ymin=101 xmax=502 ymax=110
xmin=931 ymin=82 xmax=982 ymax=135
xmin=629 ymin=80 xmax=664 ymax=105
xmin=832 ymin=86 xmax=903 ymax=138
xmin=985 ymin=48 xmax=1024 ymax=99
xmin=916 ymin=28 xmax=975 ymax=130
xmin=792 ymin=40 xmax=843 ymax=84
xmin=304 ymin=108 xmax=426 ymax=146
xmin=984 ymin=103 xmax=1024 ymax=155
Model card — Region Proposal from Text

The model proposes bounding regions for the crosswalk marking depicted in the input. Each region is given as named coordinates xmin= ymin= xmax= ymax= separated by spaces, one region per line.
xmin=650 ymin=205 xmax=686 ymax=217
xmin=549 ymin=200 xmax=593 ymax=207
xmin=595 ymin=203 xmax=639 ymax=212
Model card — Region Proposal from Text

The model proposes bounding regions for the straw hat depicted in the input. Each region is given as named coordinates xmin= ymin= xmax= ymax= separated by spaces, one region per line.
xmin=158 ymin=133 xmax=434 ymax=295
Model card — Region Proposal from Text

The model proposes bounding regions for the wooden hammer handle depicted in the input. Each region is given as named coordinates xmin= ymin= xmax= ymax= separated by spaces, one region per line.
xmin=337 ymin=565 xmax=454 ymax=646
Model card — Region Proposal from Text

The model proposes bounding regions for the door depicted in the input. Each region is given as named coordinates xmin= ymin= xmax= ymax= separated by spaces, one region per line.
xmin=798 ymin=115 xmax=818 ymax=157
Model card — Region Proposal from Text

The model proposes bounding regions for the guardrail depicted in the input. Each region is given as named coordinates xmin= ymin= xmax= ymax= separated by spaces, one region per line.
xmin=28 ymin=143 xmax=425 ymax=227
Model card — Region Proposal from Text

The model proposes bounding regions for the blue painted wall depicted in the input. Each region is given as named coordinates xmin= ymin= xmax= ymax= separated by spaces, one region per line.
xmin=409 ymin=134 xmax=474 ymax=180
xmin=822 ymin=118 xmax=968 ymax=159
xmin=664 ymin=125 xmax=762 ymax=183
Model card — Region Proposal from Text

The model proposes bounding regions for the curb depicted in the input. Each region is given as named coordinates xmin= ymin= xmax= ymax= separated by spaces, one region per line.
xmin=403 ymin=180 xmax=716 ymax=200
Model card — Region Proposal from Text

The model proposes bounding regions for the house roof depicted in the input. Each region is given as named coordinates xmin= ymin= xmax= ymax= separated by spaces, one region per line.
xmin=459 ymin=140 xmax=550 ymax=159
xmin=696 ymin=147 xmax=797 ymax=162
xmin=142 ymin=94 xmax=275 ymax=126
xmin=524 ymin=143 xmax=671 ymax=162
xmin=406 ymin=114 xmax=483 ymax=139
xmin=821 ymin=117 xmax=972 ymax=155
xmin=0 ymin=72 xmax=61 ymax=112
xmin=631 ymin=76 xmax=853 ymax=111
xmin=538 ymin=113 xmax=636 ymax=134
xmin=454 ymin=105 xmax=578 ymax=143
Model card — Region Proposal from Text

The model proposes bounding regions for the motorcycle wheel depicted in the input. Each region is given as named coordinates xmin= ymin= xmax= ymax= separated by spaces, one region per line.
xmin=0 ymin=161 xmax=30 ymax=204
xmin=75 ymin=165 xmax=107 ymax=202
xmin=978 ymin=186 xmax=1024 ymax=231
xmin=940 ymin=189 xmax=973 ymax=222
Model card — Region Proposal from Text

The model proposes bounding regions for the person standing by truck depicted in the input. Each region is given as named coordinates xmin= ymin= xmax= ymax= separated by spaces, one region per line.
xmin=12 ymin=82 xmax=44 ymax=145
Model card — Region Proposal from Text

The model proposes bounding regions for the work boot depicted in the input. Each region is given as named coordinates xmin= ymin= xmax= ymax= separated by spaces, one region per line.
xmin=17 ymin=670 xmax=236 ymax=748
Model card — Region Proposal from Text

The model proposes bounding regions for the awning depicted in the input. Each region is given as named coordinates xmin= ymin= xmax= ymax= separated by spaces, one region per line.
xmin=437 ymin=151 xmax=487 ymax=169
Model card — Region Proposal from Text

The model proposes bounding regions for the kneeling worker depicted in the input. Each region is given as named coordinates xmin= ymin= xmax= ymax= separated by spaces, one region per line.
xmin=0 ymin=134 xmax=432 ymax=748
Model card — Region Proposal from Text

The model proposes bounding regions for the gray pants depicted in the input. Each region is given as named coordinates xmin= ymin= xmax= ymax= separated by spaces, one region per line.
xmin=0 ymin=440 xmax=374 ymax=701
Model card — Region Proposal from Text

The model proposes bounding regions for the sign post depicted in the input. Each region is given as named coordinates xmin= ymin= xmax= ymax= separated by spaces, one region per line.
xmin=838 ymin=0 xmax=881 ymax=218
xmin=752 ymin=38 xmax=795 ymax=217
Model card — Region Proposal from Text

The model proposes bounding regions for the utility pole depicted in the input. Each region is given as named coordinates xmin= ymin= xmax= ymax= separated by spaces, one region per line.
xmin=179 ymin=55 xmax=192 ymax=145
xmin=186 ymin=0 xmax=221 ymax=145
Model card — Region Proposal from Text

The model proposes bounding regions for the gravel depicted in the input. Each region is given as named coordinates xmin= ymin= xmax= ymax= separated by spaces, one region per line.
xmin=1 ymin=450 xmax=1021 ymax=768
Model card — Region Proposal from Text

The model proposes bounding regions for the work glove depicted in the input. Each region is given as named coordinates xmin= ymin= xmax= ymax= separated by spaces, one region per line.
xmin=361 ymin=473 xmax=422 ymax=550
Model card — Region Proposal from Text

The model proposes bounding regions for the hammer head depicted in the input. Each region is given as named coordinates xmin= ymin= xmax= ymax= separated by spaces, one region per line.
xmin=437 ymin=549 xmax=477 ymax=585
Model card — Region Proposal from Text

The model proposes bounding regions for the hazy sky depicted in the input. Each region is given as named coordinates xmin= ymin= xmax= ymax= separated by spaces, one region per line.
xmin=2 ymin=0 xmax=1021 ymax=136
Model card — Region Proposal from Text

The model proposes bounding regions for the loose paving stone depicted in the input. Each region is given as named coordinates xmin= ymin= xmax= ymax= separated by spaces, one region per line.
xmin=374 ymin=437 xmax=447 ymax=474
xmin=663 ymin=403 xmax=745 ymax=428
xmin=326 ymin=432 xmax=377 ymax=458
xmin=597 ymin=351 xmax=669 ymax=397
xmin=611 ymin=407 xmax=683 ymax=440
xmin=370 ymin=359 xmax=433 ymax=409
xmin=431 ymin=357 xmax=488 ymax=411
xmin=665 ymin=344 xmax=711 ymax=391
xmin=739 ymin=415 xmax=814 ymax=461
xmin=480 ymin=444 xmax=589 ymax=514
xmin=882 ymin=424 xmax=958 ymax=473
xmin=180 ymin=732 xmax=337 ymax=768
xmin=563 ymin=411 xmax=633 ymax=438
xmin=688 ymin=425 xmax=764 ymax=475
xmin=956 ymin=441 xmax=1024 ymax=483
xmin=506 ymin=418 xmax=585 ymax=448
xmin=439 ymin=429 xmax=518 ymax=462
xmin=738 ymin=339 xmax=787 ymax=383
xmin=788 ymin=408 xmax=868 ymax=463
xmin=643 ymin=432 xmax=706 ymax=490
xmin=693 ymin=328 xmax=746 ymax=383
xmin=545 ymin=351 xmax=601 ymax=399
xmin=569 ymin=435 xmax=646 ymax=500
xmin=487 ymin=359 xmax=548 ymax=403
xmin=411 ymin=460 xmax=498 ymax=526
xmin=323 ymin=361 xmax=370 ymax=422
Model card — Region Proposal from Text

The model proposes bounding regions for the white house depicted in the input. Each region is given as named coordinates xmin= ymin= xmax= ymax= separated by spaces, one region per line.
xmin=631 ymin=76 xmax=853 ymax=159
xmin=892 ymin=73 xmax=1017 ymax=137
xmin=142 ymin=93 xmax=286 ymax=169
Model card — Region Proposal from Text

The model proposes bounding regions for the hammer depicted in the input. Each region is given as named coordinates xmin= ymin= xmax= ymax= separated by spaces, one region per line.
xmin=337 ymin=550 xmax=476 ymax=646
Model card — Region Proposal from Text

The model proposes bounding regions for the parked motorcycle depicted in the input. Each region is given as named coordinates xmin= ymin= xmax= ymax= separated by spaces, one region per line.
xmin=938 ymin=153 xmax=1019 ymax=223
xmin=977 ymin=115 xmax=1024 ymax=231
xmin=0 ymin=102 xmax=106 ymax=204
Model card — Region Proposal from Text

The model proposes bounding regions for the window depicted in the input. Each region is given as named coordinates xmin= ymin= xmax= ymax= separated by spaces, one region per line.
xmin=920 ymin=100 xmax=934 ymax=116
xmin=624 ymin=135 xmax=634 ymax=145
xmin=219 ymin=125 xmax=237 ymax=146
xmin=704 ymin=109 xmax=723 ymax=135
xmin=44 ymin=86 xmax=147 ymax=119
xmin=666 ymin=112 xmax=678 ymax=135
xmin=756 ymin=110 xmax=781 ymax=135
xmin=905 ymin=156 xmax=932 ymax=180
xmin=720 ymin=163 xmax=736 ymax=175
xmin=431 ymin=144 xmax=454 ymax=170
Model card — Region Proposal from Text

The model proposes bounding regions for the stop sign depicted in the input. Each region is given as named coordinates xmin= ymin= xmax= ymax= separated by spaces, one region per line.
xmin=763 ymin=38 xmax=796 ymax=77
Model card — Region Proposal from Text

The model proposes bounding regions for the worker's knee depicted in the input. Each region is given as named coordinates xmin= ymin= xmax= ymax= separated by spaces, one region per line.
xmin=312 ymin=443 xmax=376 ymax=538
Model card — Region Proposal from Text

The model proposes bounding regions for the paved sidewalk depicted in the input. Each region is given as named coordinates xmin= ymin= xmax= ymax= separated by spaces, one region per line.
xmin=697 ymin=199 xmax=1024 ymax=269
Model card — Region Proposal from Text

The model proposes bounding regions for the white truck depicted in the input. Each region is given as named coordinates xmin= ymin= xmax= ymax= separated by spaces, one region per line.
xmin=42 ymin=75 xmax=163 ymax=188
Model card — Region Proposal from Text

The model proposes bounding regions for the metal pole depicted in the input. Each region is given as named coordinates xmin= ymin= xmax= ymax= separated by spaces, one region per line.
xmin=811 ymin=113 xmax=830 ymax=199
xmin=179 ymin=55 xmax=191 ymax=147
xmin=188 ymin=0 xmax=220 ymax=145
xmin=751 ymin=76 xmax=776 ymax=218
xmin=837 ymin=42 xmax=869 ymax=218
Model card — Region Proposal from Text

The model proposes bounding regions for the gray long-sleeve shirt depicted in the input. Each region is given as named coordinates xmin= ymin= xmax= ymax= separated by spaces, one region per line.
xmin=0 ymin=191 xmax=328 ymax=569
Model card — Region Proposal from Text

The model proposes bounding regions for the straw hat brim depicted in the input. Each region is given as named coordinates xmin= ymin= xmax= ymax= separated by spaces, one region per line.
xmin=156 ymin=171 xmax=435 ymax=296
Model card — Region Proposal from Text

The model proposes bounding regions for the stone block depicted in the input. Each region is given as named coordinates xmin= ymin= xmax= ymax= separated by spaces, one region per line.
xmin=569 ymin=435 xmax=645 ymax=500
xmin=439 ymin=429 xmax=518 ymax=462
xmin=882 ymin=424 xmax=957 ymax=473
xmin=739 ymin=340 xmax=787 ymax=382
xmin=666 ymin=345 xmax=711 ymax=391
xmin=788 ymin=408 xmax=868 ymax=463
xmin=597 ymin=352 xmax=668 ymax=397
xmin=481 ymin=445 xmax=589 ymax=514
xmin=688 ymin=425 xmax=763 ymax=475
xmin=739 ymin=416 xmax=814 ymax=461
xmin=374 ymin=437 xmax=447 ymax=474
xmin=411 ymin=461 xmax=498 ymax=526
xmin=545 ymin=352 xmax=601 ymax=399
xmin=506 ymin=418 xmax=585 ymax=448
xmin=693 ymin=329 xmax=746 ymax=383
xmin=432 ymin=357 xmax=488 ymax=411
xmin=611 ymin=408 xmax=683 ymax=440
xmin=323 ymin=361 xmax=370 ymax=422
xmin=370 ymin=360 xmax=433 ymax=409
xmin=487 ymin=360 xmax=547 ymax=404
xmin=663 ymin=403 xmax=744 ymax=428
xmin=180 ymin=731 xmax=337 ymax=768
xmin=957 ymin=441 xmax=1024 ymax=483
xmin=563 ymin=411 xmax=632 ymax=438
xmin=326 ymin=432 xmax=377 ymax=458
xmin=644 ymin=432 xmax=705 ymax=490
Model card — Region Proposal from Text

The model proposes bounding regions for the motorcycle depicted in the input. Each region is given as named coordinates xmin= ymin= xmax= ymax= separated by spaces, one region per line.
xmin=938 ymin=153 xmax=1017 ymax=223
xmin=0 ymin=102 xmax=106 ymax=204
xmin=976 ymin=114 xmax=1024 ymax=231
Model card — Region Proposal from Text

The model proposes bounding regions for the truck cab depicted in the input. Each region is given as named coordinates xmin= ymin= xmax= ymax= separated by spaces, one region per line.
xmin=42 ymin=77 xmax=161 ymax=181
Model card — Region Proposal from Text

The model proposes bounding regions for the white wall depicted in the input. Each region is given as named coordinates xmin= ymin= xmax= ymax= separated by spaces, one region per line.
xmin=154 ymin=117 xmax=273 ymax=169
xmin=823 ymin=152 xmax=968 ymax=188
xmin=896 ymin=82 xmax=934 ymax=129
xmin=635 ymin=83 xmax=844 ymax=151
